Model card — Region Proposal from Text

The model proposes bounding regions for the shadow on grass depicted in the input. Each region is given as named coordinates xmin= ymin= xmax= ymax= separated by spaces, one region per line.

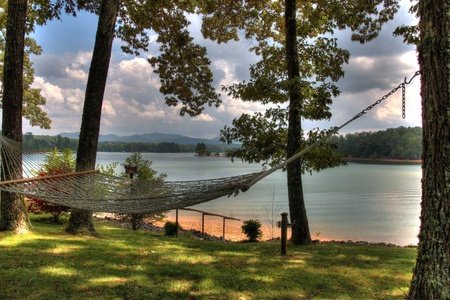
xmin=0 ymin=218 xmax=415 ymax=299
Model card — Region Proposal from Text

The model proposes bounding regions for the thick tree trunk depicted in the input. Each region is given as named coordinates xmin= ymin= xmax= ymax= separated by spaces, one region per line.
xmin=284 ymin=0 xmax=311 ymax=245
xmin=408 ymin=1 xmax=450 ymax=298
xmin=66 ymin=0 xmax=120 ymax=235
xmin=0 ymin=0 xmax=32 ymax=233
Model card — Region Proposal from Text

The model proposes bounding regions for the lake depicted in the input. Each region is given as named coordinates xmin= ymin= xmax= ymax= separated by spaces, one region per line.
xmin=96 ymin=152 xmax=422 ymax=246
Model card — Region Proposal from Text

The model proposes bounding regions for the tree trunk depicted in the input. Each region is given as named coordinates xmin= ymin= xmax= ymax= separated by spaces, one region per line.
xmin=0 ymin=0 xmax=32 ymax=233
xmin=284 ymin=0 xmax=311 ymax=245
xmin=408 ymin=1 xmax=450 ymax=298
xmin=66 ymin=0 xmax=120 ymax=235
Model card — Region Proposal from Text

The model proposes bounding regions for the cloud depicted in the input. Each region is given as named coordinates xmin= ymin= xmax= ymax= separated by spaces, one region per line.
xmin=193 ymin=114 xmax=215 ymax=122
xmin=22 ymin=2 xmax=421 ymax=139
xmin=34 ymin=77 xmax=64 ymax=103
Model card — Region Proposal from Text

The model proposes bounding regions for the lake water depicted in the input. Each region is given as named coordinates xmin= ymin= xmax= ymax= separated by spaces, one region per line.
xmin=96 ymin=152 xmax=422 ymax=246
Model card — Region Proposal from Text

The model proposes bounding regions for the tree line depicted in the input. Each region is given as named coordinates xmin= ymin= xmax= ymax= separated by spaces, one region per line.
xmin=23 ymin=127 xmax=422 ymax=160
xmin=330 ymin=126 xmax=422 ymax=160
xmin=22 ymin=132 xmax=232 ymax=154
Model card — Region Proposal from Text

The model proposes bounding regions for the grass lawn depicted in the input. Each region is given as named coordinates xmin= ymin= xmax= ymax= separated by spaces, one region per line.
xmin=0 ymin=215 xmax=416 ymax=299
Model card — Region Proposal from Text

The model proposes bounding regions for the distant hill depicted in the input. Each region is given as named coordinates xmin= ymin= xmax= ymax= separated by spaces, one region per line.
xmin=58 ymin=132 xmax=223 ymax=145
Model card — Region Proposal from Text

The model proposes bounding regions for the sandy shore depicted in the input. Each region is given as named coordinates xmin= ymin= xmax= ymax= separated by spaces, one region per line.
xmin=97 ymin=214 xmax=407 ymax=246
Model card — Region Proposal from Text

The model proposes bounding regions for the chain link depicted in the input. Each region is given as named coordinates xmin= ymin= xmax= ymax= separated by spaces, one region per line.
xmin=342 ymin=70 xmax=421 ymax=128
xmin=402 ymin=78 xmax=406 ymax=119
xmin=244 ymin=70 xmax=422 ymax=189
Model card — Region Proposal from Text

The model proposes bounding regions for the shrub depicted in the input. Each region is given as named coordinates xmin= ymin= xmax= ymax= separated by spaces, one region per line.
xmin=27 ymin=198 xmax=70 ymax=223
xmin=27 ymin=149 xmax=74 ymax=223
xmin=114 ymin=153 xmax=168 ymax=230
xmin=241 ymin=219 xmax=262 ymax=242
xmin=164 ymin=221 xmax=181 ymax=236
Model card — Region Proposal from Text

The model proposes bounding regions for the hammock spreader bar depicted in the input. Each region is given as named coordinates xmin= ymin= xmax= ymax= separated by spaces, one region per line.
xmin=0 ymin=170 xmax=98 ymax=186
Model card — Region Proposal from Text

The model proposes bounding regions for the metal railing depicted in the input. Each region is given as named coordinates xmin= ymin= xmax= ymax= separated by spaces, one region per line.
xmin=175 ymin=208 xmax=240 ymax=239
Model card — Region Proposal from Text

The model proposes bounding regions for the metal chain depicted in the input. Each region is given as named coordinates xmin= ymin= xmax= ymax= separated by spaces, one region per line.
xmin=243 ymin=70 xmax=422 ymax=189
xmin=402 ymin=78 xmax=406 ymax=119
xmin=338 ymin=70 xmax=421 ymax=131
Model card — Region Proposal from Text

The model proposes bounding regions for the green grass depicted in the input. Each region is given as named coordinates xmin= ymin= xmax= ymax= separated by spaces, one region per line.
xmin=0 ymin=215 xmax=416 ymax=299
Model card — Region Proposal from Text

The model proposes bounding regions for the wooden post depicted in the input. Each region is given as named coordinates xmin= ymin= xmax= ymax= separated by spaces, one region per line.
xmin=281 ymin=212 xmax=289 ymax=255
xmin=222 ymin=218 xmax=226 ymax=239
xmin=175 ymin=208 xmax=179 ymax=237
xmin=202 ymin=213 xmax=205 ymax=236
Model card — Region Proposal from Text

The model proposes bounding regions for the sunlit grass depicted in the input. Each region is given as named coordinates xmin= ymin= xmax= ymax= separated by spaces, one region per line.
xmin=0 ymin=214 xmax=416 ymax=299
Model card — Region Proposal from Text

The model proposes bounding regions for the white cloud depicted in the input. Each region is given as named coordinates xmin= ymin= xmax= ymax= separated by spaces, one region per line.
xmin=65 ymin=66 xmax=87 ymax=82
xmin=65 ymin=89 xmax=84 ymax=112
xmin=102 ymin=100 xmax=117 ymax=117
xmin=193 ymin=114 xmax=216 ymax=122
xmin=351 ymin=56 xmax=376 ymax=70
xmin=33 ymin=77 xmax=64 ymax=103
xmin=23 ymin=4 xmax=421 ymax=138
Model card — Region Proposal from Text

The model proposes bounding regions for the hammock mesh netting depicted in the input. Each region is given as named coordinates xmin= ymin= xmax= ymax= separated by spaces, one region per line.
xmin=0 ymin=136 xmax=263 ymax=214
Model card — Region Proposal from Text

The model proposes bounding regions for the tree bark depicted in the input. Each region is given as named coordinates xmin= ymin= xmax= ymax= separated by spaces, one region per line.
xmin=66 ymin=0 xmax=120 ymax=235
xmin=0 ymin=0 xmax=33 ymax=233
xmin=408 ymin=0 xmax=450 ymax=298
xmin=284 ymin=0 xmax=311 ymax=245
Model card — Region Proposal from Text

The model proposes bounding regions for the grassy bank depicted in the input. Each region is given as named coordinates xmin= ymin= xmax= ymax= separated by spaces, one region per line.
xmin=0 ymin=215 xmax=416 ymax=299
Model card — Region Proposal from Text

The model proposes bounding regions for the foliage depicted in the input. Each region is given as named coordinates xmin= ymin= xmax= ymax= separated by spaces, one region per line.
xmin=0 ymin=1 xmax=54 ymax=129
xmin=121 ymin=152 xmax=166 ymax=182
xmin=57 ymin=0 xmax=228 ymax=234
xmin=0 ymin=216 xmax=417 ymax=299
xmin=205 ymin=0 xmax=398 ymax=245
xmin=195 ymin=143 xmax=211 ymax=157
xmin=331 ymin=126 xmax=422 ymax=160
xmin=163 ymin=221 xmax=181 ymax=236
xmin=207 ymin=0 xmax=399 ymax=170
xmin=53 ymin=0 xmax=221 ymax=116
xmin=95 ymin=161 xmax=118 ymax=176
xmin=241 ymin=219 xmax=262 ymax=242
xmin=27 ymin=149 xmax=75 ymax=222
xmin=21 ymin=133 xmax=233 ymax=153
xmin=23 ymin=133 xmax=78 ymax=151
xmin=115 ymin=152 xmax=167 ymax=230
xmin=393 ymin=1 xmax=419 ymax=46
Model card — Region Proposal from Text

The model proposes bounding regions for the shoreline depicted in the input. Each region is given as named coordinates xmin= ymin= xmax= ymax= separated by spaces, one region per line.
xmin=96 ymin=214 xmax=416 ymax=248
xmin=345 ymin=157 xmax=421 ymax=164
xmin=155 ymin=215 xmax=415 ymax=247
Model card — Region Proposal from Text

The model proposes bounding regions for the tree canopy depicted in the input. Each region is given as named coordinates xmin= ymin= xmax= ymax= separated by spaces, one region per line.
xmin=0 ymin=0 xmax=51 ymax=129
xmin=202 ymin=0 xmax=399 ymax=244
xmin=332 ymin=126 xmax=422 ymax=160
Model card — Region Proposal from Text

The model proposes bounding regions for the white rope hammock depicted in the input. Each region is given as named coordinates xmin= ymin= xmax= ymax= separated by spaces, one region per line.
xmin=0 ymin=136 xmax=262 ymax=213
xmin=0 ymin=71 xmax=421 ymax=214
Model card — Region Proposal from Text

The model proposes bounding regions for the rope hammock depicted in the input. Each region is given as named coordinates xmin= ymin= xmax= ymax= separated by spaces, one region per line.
xmin=0 ymin=71 xmax=421 ymax=214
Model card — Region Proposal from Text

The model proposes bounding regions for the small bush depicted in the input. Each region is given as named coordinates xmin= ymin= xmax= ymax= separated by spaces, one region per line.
xmin=115 ymin=152 xmax=167 ymax=230
xmin=27 ymin=198 xmax=70 ymax=223
xmin=241 ymin=219 xmax=262 ymax=242
xmin=164 ymin=221 xmax=181 ymax=236
xmin=26 ymin=149 xmax=74 ymax=223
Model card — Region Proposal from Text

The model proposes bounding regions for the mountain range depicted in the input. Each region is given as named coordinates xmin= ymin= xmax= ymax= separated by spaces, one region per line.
xmin=58 ymin=132 xmax=223 ymax=145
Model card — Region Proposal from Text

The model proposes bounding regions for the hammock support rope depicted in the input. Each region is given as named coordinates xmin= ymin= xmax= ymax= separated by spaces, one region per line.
xmin=0 ymin=71 xmax=421 ymax=214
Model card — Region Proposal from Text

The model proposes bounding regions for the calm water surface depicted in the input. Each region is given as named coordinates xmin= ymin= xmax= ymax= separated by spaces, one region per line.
xmin=97 ymin=152 xmax=422 ymax=246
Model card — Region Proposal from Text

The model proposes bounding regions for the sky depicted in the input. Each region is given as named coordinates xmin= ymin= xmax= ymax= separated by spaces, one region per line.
xmin=24 ymin=1 xmax=421 ymax=139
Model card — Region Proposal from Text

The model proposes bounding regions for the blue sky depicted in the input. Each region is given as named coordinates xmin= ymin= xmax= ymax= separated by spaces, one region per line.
xmin=25 ymin=1 xmax=420 ymax=139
